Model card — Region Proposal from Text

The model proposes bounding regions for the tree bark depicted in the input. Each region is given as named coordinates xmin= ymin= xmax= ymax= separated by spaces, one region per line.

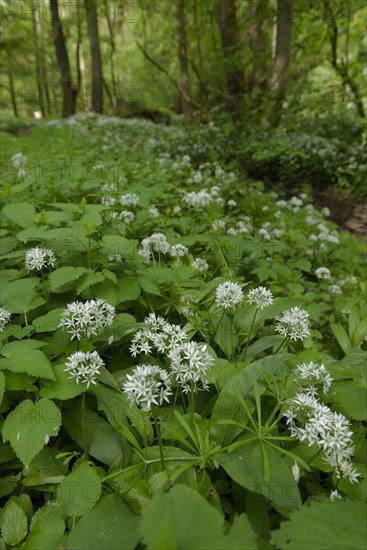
xmin=269 ymin=0 xmax=292 ymax=125
xmin=84 ymin=0 xmax=103 ymax=113
xmin=7 ymin=60 xmax=18 ymax=117
xmin=50 ymin=0 xmax=75 ymax=117
xmin=217 ymin=0 xmax=244 ymax=114
xmin=248 ymin=0 xmax=269 ymax=96
xmin=104 ymin=0 xmax=118 ymax=114
xmin=31 ymin=0 xmax=46 ymax=116
xmin=176 ymin=0 xmax=192 ymax=124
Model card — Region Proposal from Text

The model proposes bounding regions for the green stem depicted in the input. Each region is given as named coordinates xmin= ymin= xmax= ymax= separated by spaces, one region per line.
xmin=82 ymin=392 xmax=88 ymax=462
xmin=190 ymin=381 xmax=196 ymax=425
xmin=243 ymin=308 xmax=258 ymax=360
xmin=274 ymin=337 xmax=289 ymax=354
xmin=152 ymin=407 xmax=165 ymax=471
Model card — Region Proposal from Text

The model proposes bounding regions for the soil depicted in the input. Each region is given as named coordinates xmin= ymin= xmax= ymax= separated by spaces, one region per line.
xmin=312 ymin=187 xmax=367 ymax=244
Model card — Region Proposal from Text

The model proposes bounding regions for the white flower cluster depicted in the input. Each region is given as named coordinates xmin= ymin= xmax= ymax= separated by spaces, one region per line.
xmin=170 ymin=244 xmax=189 ymax=258
xmin=315 ymin=267 xmax=331 ymax=280
xmin=284 ymin=384 xmax=360 ymax=484
xmin=215 ymin=281 xmax=244 ymax=310
xmin=59 ymin=299 xmax=115 ymax=340
xmin=192 ymin=257 xmax=209 ymax=272
xmin=122 ymin=364 xmax=172 ymax=412
xmin=169 ymin=341 xmax=214 ymax=393
xmin=25 ymin=247 xmax=57 ymax=271
xmin=119 ymin=193 xmax=139 ymax=206
xmin=275 ymin=307 xmax=310 ymax=341
xmin=294 ymin=362 xmax=333 ymax=394
xmin=12 ymin=152 xmax=27 ymax=177
xmin=149 ymin=205 xmax=160 ymax=218
xmin=127 ymin=313 xmax=214 ymax=401
xmin=130 ymin=313 xmax=187 ymax=356
xmin=183 ymin=190 xmax=213 ymax=209
xmin=64 ymin=350 xmax=104 ymax=388
xmin=247 ymin=286 xmax=273 ymax=310
xmin=0 ymin=308 xmax=11 ymax=332
xmin=138 ymin=233 xmax=171 ymax=263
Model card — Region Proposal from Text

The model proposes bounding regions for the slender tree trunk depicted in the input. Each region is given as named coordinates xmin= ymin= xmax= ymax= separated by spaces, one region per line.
xmin=7 ymin=59 xmax=18 ymax=117
xmin=248 ymin=0 xmax=269 ymax=96
xmin=50 ymin=0 xmax=75 ymax=117
xmin=325 ymin=1 xmax=364 ymax=118
xmin=269 ymin=0 xmax=292 ymax=125
xmin=84 ymin=0 xmax=103 ymax=113
xmin=176 ymin=0 xmax=192 ymax=124
xmin=104 ymin=0 xmax=118 ymax=114
xmin=31 ymin=0 xmax=46 ymax=116
xmin=217 ymin=0 xmax=244 ymax=115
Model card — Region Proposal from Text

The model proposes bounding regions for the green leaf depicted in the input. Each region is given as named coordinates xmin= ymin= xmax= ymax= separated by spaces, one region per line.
xmin=217 ymin=440 xmax=301 ymax=514
xmin=271 ymin=499 xmax=367 ymax=550
xmin=1 ymin=501 xmax=28 ymax=546
xmin=24 ymin=518 xmax=65 ymax=550
xmin=63 ymin=401 xmax=122 ymax=466
xmin=49 ymin=267 xmax=88 ymax=293
xmin=39 ymin=363 xmax=86 ymax=400
xmin=2 ymin=202 xmax=36 ymax=228
xmin=100 ymin=235 xmax=137 ymax=260
xmin=2 ymin=398 xmax=61 ymax=466
xmin=141 ymin=485 xmax=257 ymax=550
xmin=32 ymin=309 xmax=64 ymax=333
xmin=0 ymin=371 xmax=5 ymax=407
xmin=330 ymin=323 xmax=352 ymax=354
xmin=332 ymin=381 xmax=367 ymax=420
xmin=65 ymin=495 xmax=140 ymax=550
xmin=57 ymin=463 xmax=101 ymax=517
xmin=116 ymin=278 xmax=141 ymax=303
xmin=1 ymin=341 xmax=55 ymax=380
xmin=23 ymin=447 xmax=67 ymax=486
xmin=1 ymin=278 xmax=45 ymax=314
xmin=76 ymin=270 xmax=106 ymax=294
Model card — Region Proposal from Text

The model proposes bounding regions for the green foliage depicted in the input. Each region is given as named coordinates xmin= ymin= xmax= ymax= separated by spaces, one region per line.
xmin=0 ymin=116 xmax=366 ymax=550
xmin=272 ymin=499 xmax=367 ymax=550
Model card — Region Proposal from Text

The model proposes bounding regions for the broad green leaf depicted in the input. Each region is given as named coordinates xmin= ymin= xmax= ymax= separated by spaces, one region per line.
xmin=2 ymin=202 xmax=36 ymax=228
xmin=65 ymin=495 xmax=140 ymax=550
xmin=63 ymin=401 xmax=122 ymax=465
xmin=141 ymin=485 xmax=257 ymax=550
xmin=57 ymin=463 xmax=101 ymax=517
xmin=2 ymin=398 xmax=61 ymax=466
xmin=39 ymin=363 xmax=86 ymax=400
xmin=24 ymin=518 xmax=65 ymax=550
xmin=1 ymin=341 xmax=55 ymax=380
xmin=32 ymin=308 xmax=64 ymax=332
xmin=332 ymin=381 xmax=367 ymax=420
xmin=330 ymin=323 xmax=352 ymax=354
xmin=23 ymin=447 xmax=67 ymax=486
xmin=271 ymin=499 xmax=367 ymax=550
xmin=100 ymin=235 xmax=137 ymax=260
xmin=49 ymin=267 xmax=88 ymax=293
xmin=76 ymin=270 xmax=106 ymax=294
xmin=116 ymin=278 xmax=141 ymax=303
xmin=217 ymin=440 xmax=302 ymax=514
xmin=0 ymin=371 xmax=5 ymax=407
xmin=0 ymin=278 xmax=45 ymax=314
xmin=1 ymin=501 xmax=28 ymax=546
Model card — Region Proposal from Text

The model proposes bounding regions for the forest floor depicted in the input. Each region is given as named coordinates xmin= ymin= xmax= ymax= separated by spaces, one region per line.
xmin=4 ymin=121 xmax=367 ymax=243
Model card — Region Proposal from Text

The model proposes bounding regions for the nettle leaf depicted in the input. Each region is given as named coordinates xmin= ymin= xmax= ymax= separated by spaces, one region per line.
xmin=76 ymin=270 xmax=106 ymax=294
xmin=2 ymin=398 xmax=62 ymax=466
xmin=1 ymin=501 xmax=28 ymax=546
xmin=332 ymin=381 xmax=367 ymax=420
xmin=271 ymin=499 xmax=367 ymax=550
xmin=49 ymin=267 xmax=88 ymax=293
xmin=23 ymin=447 xmax=67 ymax=486
xmin=100 ymin=235 xmax=137 ymax=260
xmin=24 ymin=517 xmax=65 ymax=550
xmin=57 ymin=462 xmax=101 ymax=517
xmin=32 ymin=308 xmax=64 ymax=333
xmin=1 ymin=278 xmax=45 ymax=314
xmin=1 ymin=341 xmax=55 ymax=380
xmin=116 ymin=278 xmax=141 ymax=303
xmin=39 ymin=363 xmax=86 ymax=401
xmin=141 ymin=485 xmax=257 ymax=550
xmin=2 ymin=202 xmax=36 ymax=229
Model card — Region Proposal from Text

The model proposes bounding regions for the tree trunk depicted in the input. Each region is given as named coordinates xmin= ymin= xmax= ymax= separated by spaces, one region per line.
xmin=217 ymin=0 xmax=244 ymax=114
xmin=50 ymin=0 xmax=75 ymax=117
xmin=269 ymin=0 xmax=292 ymax=125
xmin=31 ymin=0 xmax=46 ymax=116
xmin=176 ymin=0 xmax=192 ymax=124
xmin=104 ymin=0 xmax=118 ymax=114
xmin=7 ymin=60 xmax=18 ymax=117
xmin=248 ymin=0 xmax=269 ymax=97
xmin=84 ymin=0 xmax=103 ymax=113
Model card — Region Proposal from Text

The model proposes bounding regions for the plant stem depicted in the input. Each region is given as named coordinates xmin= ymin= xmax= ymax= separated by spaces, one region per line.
xmin=82 ymin=392 xmax=88 ymax=462
xmin=243 ymin=308 xmax=258 ymax=361
xmin=274 ymin=337 xmax=289 ymax=354
xmin=152 ymin=407 xmax=165 ymax=471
